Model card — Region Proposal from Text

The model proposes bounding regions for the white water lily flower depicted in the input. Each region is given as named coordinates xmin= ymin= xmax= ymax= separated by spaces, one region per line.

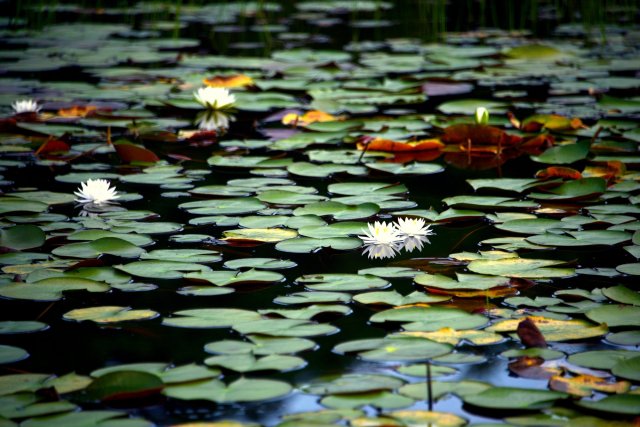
xmin=362 ymin=243 xmax=400 ymax=259
xmin=395 ymin=217 xmax=434 ymax=238
xmin=193 ymin=87 xmax=236 ymax=110
xmin=74 ymin=179 xmax=119 ymax=205
xmin=359 ymin=221 xmax=404 ymax=246
xmin=196 ymin=110 xmax=234 ymax=131
xmin=12 ymin=99 xmax=41 ymax=114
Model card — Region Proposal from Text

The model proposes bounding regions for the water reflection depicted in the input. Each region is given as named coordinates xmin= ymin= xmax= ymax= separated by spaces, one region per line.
xmin=196 ymin=110 xmax=235 ymax=132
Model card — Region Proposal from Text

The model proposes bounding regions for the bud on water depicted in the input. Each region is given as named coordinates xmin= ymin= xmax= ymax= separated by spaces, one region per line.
xmin=475 ymin=107 xmax=489 ymax=125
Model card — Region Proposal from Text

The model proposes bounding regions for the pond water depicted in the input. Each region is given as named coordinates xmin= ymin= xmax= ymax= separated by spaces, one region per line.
xmin=0 ymin=1 xmax=640 ymax=426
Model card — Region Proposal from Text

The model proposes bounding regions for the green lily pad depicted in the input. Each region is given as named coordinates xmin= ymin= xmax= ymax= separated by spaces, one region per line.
xmin=357 ymin=267 xmax=420 ymax=278
xmin=365 ymin=162 xmax=444 ymax=175
xmin=52 ymin=237 xmax=145 ymax=259
xmin=0 ymin=277 xmax=109 ymax=301
xmin=611 ymin=355 xmax=640 ymax=381
xmin=204 ymin=354 xmax=305 ymax=373
xmin=184 ymin=269 xmax=284 ymax=287
xmin=0 ymin=321 xmax=48 ymax=334
xmin=606 ymin=331 xmax=640 ymax=346
xmin=320 ymin=391 xmax=414 ymax=410
xmin=463 ymin=387 xmax=567 ymax=409
xmin=528 ymin=177 xmax=607 ymax=200
xmin=298 ymin=222 xmax=367 ymax=238
xmin=273 ymin=291 xmax=352 ymax=305
xmin=179 ymin=197 xmax=266 ymax=215
xmin=66 ymin=230 xmax=153 ymax=246
xmin=296 ymin=274 xmax=389 ymax=291
xmin=162 ymin=309 xmax=261 ymax=328
xmin=222 ymin=228 xmax=298 ymax=243
xmin=258 ymin=304 xmax=351 ymax=320
xmin=223 ymin=258 xmax=297 ymax=270
xmin=256 ymin=190 xmax=327 ymax=205
xmin=293 ymin=201 xmax=379 ymax=220
xmin=234 ymin=319 xmax=338 ymax=337
xmin=205 ymin=336 xmax=316 ymax=356
xmin=63 ymin=306 xmax=159 ymax=323
xmin=0 ymin=197 xmax=48 ymax=215
xmin=0 ymin=394 xmax=77 ymax=420
xmin=370 ymin=306 xmax=488 ymax=331
xmin=0 ymin=345 xmax=28 ymax=365
xmin=0 ymin=225 xmax=45 ymax=251
xmin=163 ymin=377 xmax=291 ymax=403
xmin=585 ymin=305 xmax=640 ymax=327
xmin=85 ymin=371 xmax=164 ymax=401
xmin=287 ymin=162 xmax=367 ymax=178
xmin=275 ymin=237 xmax=362 ymax=253
xmin=115 ymin=260 xmax=210 ymax=279
xmin=353 ymin=290 xmax=450 ymax=306
xmin=334 ymin=336 xmax=452 ymax=362
xmin=531 ymin=140 xmax=590 ymax=164
xmin=467 ymin=258 xmax=574 ymax=278
xmin=140 ymin=249 xmax=221 ymax=263
xmin=567 ymin=350 xmax=638 ymax=370
xmin=20 ymin=410 xmax=152 ymax=427
xmin=328 ymin=182 xmax=407 ymax=196
xmin=577 ymin=394 xmax=640 ymax=415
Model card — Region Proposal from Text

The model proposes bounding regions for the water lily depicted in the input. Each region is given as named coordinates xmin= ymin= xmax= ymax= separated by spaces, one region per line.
xmin=193 ymin=87 xmax=236 ymax=110
xmin=475 ymin=106 xmax=489 ymax=125
xmin=12 ymin=99 xmax=41 ymax=114
xmin=395 ymin=217 xmax=434 ymax=238
xmin=74 ymin=179 xmax=119 ymax=205
xmin=359 ymin=221 xmax=404 ymax=246
xmin=196 ymin=110 xmax=234 ymax=131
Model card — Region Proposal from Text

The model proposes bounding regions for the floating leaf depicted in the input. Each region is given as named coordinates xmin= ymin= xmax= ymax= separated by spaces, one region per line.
xmin=577 ymin=394 xmax=640 ymax=415
xmin=334 ymin=336 xmax=452 ymax=362
xmin=463 ymin=387 xmax=567 ymax=409
xmin=205 ymin=336 xmax=315 ymax=356
xmin=162 ymin=309 xmax=261 ymax=329
xmin=222 ymin=228 xmax=298 ymax=243
xmin=296 ymin=274 xmax=389 ymax=292
xmin=163 ymin=377 xmax=291 ymax=403
xmin=184 ymin=269 xmax=284 ymax=287
xmin=85 ymin=371 xmax=163 ymax=401
xmin=0 ymin=225 xmax=45 ymax=250
xmin=63 ymin=306 xmax=159 ymax=323
xmin=234 ymin=319 xmax=338 ymax=337
xmin=115 ymin=261 xmax=210 ymax=279
xmin=275 ymin=237 xmax=362 ymax=253
xmin=487 ymin=316 xmax=608 ymax=341
xmin=0 ymin=278 xmax=109 ymax=301
xmin=585 ymin=305 xmax=640 ymax=327
xmin=0 ymin=345 xmax=28 ymax=365
xmin=204 ymin=354 xmax=305 ymax=373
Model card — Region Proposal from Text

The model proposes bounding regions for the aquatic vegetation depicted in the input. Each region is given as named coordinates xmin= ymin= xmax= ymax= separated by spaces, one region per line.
xmin=73 ymin=179 xmax=119 ymax=205
xmin=193 ymin=87 xmax=236 ymax=110
xmin=0 ymin=1 xmax=639 ymax=426
xmin=11 ymin=98 xmax=40 ymax=114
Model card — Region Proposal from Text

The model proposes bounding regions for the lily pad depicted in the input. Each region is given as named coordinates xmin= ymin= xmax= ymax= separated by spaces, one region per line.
xmin=0 ymin=345 xmax=28 ymax=365
xmin=296 ymin=274 xmax=389 ymax=291
xmin=163 ymin=377 xmax=291 ymax=403
xmin=463 ymin=387 xmax=567 ymax=409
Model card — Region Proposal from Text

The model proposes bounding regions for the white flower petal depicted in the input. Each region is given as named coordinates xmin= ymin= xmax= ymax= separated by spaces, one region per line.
xmin=74 ymin=179 xmax=119 ymax=206
xmin=12 ymin=99 xmax=41 ymax=114
xmin=193 ymin=87 xmax=236 ymax=110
